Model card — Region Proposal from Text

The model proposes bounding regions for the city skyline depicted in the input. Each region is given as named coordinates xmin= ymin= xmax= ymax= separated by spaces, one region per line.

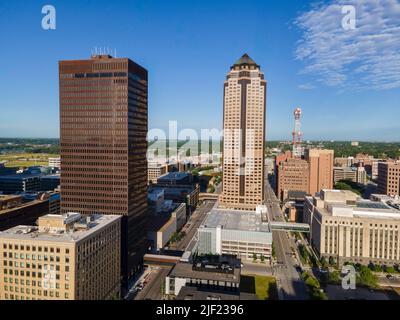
xmin=0 ymin=0 xmax=399 ymax=141
xmin=1 ymin=1 xmax=400 ymax=303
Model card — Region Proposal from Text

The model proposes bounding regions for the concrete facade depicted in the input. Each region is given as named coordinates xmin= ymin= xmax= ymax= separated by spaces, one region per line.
xmin=0 ymin=213 xmax=121 ymax=300
xmin=304 ymin=189 xmax=400 ymax=266
xmin=197 ymin=206 xmax=272 ymax=261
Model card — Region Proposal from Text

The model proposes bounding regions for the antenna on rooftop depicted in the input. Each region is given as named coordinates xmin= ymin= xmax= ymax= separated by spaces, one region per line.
xmin=292 ymin=107 xmax=303 ymax=158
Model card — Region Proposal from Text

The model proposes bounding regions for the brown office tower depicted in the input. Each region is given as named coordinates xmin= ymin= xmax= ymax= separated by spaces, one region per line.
xmin=219 ymin=54 xmax=266 ymax=210
xmin=377 ymin=161 xmax=400 ymax=196
xmin=59 ymin=55 xmax=148 ymax=288
xmin=305 ymin=149 xmax=334 ymax=197
xmin=277 ymin=157 xmax=310 ymax=201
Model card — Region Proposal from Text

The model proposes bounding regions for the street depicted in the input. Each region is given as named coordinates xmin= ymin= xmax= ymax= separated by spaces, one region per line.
xmin=378 ymin=274 xmax=400 ymax=288
xmin=264 ymin=180 xmax=309 ymax=300
xmin=134 ymin=267 xmax=172 ymax=300
xmin=175 ymin=200 xmax=215 ymax=251
xmin=133 ymin=181 xmax=309 ymax=301
xmin=133 ymin=200 xmax=216 ymax=300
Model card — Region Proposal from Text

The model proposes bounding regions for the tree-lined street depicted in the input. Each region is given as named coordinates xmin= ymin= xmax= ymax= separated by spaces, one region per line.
xmin=264 ymin=180 xmax=308 ymax=300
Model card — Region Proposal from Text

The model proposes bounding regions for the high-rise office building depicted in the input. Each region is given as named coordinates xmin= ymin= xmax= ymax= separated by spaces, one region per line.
xmin=59 ymin=55 xmax=148 ymax=287
xmin=305 ymin=149 xmax=334 ymax=197
xmin=275 ymin=148 xmax=334 ymax=201
xmin=377 ymin=161 xmax=400 ymax=196
xmin=219 ymin=54 xmax=266 ymax=211
xmin=277 ymin=157 xmax=309 ymax=201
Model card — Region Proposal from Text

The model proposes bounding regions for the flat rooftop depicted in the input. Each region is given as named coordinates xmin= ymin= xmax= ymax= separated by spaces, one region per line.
xmin=314 ymin=198 xmax=400 ymax=220
xmin=0 ymin=199 xmax=44 ymax=216
xmin=202 ymin=208 xmax=271 ymax=232
xmin=176 ymin=286 xmax=239 ymax=300
xmin=148 ymin=162 xmax=166 ymax=169
xmin=0 ymin=214 xmax=121 ymax=243
xmin=356 ymin=201 xmax=389 ymax=210
xmin=150 ymin=185 xmax=196 ymax=195
xmin=158 ymin=172 xmax=190 ymax=181
xmin=40 ymin=174 xmax=60 ymax=180
xmin=0 ymin=173 xmax=41 ymax=180
xmin=169 ymin=261 xmax=240 ymax=283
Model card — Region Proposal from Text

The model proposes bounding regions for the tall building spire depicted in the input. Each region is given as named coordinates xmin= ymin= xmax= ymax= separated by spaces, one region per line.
xmin=232 ymin=53 xmax=260 ymax=68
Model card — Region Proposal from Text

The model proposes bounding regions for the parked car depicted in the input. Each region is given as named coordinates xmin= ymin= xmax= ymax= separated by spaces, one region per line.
xmin=295 ymin=265 xmax=303 ymax=273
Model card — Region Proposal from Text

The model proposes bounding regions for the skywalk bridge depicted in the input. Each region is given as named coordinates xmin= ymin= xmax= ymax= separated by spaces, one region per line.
xmin=269 ymin=221 xmax=310 ymax=233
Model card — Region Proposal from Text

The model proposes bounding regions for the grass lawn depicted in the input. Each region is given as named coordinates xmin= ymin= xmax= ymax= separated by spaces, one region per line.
xmin=0 ymin=153 xmax=59 ymax=168
xmin=240 ymin=275 xmax=278 ymax=300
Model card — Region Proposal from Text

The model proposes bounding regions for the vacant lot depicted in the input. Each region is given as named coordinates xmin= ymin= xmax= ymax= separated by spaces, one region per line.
xmin=240 ymin=275 xmax=278 ymax=300
xmin=0 ymin=153 xmax=59 ymax=168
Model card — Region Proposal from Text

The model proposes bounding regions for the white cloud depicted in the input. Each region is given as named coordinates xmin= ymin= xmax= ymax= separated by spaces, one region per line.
xmin=294 ymin=0 xmax=400 ymax=90
xmin=298 ymin=83 xmax=316 ymax=90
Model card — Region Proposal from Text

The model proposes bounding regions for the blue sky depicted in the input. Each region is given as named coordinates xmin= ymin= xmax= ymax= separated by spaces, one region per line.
xmin=0 ymin=0 xmax=399 ymax=141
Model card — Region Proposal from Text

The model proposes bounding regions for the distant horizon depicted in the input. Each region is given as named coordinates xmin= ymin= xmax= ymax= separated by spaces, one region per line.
xmin=1 ymin=137 xmax=400 ymax=144
xmin=0 ymin=0 xmax=399 ymax=140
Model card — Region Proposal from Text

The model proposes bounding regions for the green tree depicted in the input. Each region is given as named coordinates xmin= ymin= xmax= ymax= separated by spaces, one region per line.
xmin=328 ymin=271 xmax=341 ymax=284
xmin=320 ymin=256 xmax=328 ymax=268
xmin=252 ymin=253 xmax=258 ymax=262
xmin=169 ymin=232 xmax=179 ymax=244
xmin=271 ymin=242 xmax=276 ymax=259
xmin=301 ymin=271 xmax=326 ymax=299
xmin=311 ymin=288 xmax=328 ymax=300
xmin=207 ymin=185 xmax=215 ymax=193
xmin=374 ymin=265 xmax=383 ymax=273
xmin=305 ymin=276 xmax=320 ymax=289
xmin=368 ymin=263 xmax=375 ymax=271
xmin=357 ymin=265 xmax=378 ymax=288
xmin=385 ymin=266 xmax=395 ymax=274
xmin=328 ymin=256 xmax=336 ymax=267
xmin=334 ymin=180 xmax=363 ymax=196
xmin=298 ymin=244 xmax=310 ymax=264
